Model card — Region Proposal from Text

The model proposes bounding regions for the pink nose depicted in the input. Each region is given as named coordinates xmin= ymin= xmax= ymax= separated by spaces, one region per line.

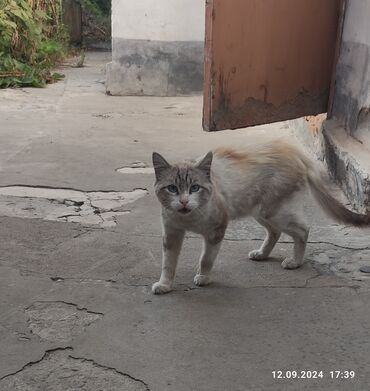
xmin=180 ymin=199 xmax=188 ymax=206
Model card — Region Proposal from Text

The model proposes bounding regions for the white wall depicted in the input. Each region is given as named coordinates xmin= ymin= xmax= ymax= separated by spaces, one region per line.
xmin=341 ymin=0 xmax=370 ymax=107
xmin=112 ymin=0 xmax=205 ymax=42
xmin=342 ymin=0 xmax=370 ymax=46
xmin=107 ymin=0 xmax=205 ymax=95
xmin=331 ymin=0 xmax=370 ymax=132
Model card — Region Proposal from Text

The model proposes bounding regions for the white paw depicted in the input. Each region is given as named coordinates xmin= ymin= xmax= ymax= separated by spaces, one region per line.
xmin=194 ymin=274 xmax=210 ymax=286
xmin=152 ymin=282 xmax=172 ymax=295
xmin=248 ymin=249 xmax=266 ymax=261
xmin=281 ymin=258 xmax=302 ymax=270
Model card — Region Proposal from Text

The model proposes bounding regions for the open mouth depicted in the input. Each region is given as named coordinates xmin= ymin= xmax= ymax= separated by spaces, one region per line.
xmin=178 ymin=207 xmax=191 ymax=215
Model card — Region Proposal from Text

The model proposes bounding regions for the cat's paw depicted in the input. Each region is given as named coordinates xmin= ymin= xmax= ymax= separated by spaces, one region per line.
xmin=281 ymin=258 xmax=302 ymax=270
xmin=194 ymin=274 xmax=211 ymax=286
xmin=152 ymin=282 xmax=172 ymax=295
xmin=248 ymin=249 xmax=267 ymax=261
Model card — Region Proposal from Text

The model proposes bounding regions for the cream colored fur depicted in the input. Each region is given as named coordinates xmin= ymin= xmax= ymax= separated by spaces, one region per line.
xmin=152 ymin=140 xmax=369 ymax=294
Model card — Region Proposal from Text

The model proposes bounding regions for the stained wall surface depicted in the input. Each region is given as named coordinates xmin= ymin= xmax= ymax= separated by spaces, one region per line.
xmin=331 ymin=0 xmax=370 ymax=133
xmin=106 ymin=0 xmax=205 ymax=96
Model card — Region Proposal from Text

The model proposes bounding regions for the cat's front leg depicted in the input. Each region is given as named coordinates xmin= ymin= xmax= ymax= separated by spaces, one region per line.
xmin=152 ymin=227 xmax=184 ymax=294
xmin=194 ymin=226 xmax=225 ymax=286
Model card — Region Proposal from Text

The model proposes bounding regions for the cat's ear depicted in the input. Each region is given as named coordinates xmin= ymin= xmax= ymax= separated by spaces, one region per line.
xmin=196 ymin=151 xmax=213 ymax=178
xmin=152 ymin=152 xmax=171 ymax=181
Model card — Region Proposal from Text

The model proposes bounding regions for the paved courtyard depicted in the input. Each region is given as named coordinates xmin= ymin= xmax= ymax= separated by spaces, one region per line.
xmin=0 ymin=52 xmax=369 ymax=390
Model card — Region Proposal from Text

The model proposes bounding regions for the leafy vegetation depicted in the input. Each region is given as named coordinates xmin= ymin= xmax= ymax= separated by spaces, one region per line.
xmin=80 ymin=0 xmax=111 ymax=44
xmin=89 ymin=0 xmax=110 ymax=16
xmin=0 ymin=0 xmax=67 ymax=88
xmin=0 ymin=0 xmax=112 ymax=88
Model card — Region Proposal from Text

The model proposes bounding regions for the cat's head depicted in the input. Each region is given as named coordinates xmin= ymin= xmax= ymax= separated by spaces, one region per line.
xmin=152 ymin=152 xmax=213 ymax=216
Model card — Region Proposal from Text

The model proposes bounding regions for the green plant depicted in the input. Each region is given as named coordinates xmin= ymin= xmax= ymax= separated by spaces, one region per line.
xmin=79 ymin=0 xmax=111 ymax=44
xmin=0 ymin=0 xmax=67 ymax=88
xmin=90 ymin=0 xmax=110 ymax=16
xmin=80 ymin=0 xmax=111 ymax=16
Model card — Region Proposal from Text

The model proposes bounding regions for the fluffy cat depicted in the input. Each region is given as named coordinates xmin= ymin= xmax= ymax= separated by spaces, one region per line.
xmin=152 ymin=140 xmax=369 ymax=294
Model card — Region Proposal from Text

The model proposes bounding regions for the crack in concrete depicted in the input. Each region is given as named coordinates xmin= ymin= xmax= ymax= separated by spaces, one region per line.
xmin=307 ymin=241 xmax=370 ymax=251
xmin=72 ymin=229 xmax=94 ymax=239
xmin=50 ymin=276 xmax=117 ymax=284
xmin=181 ymin=284 xmax=200 ymax=292
xmin=25 ymin=301 xmax=104 ymax=343
xmin=1 ymin=252 xmax=122 ymax=324
xmin=194 ymin=283 xmax=360 ymax=290
xmin=47 ymin=275 xmax=200 ymax=291
xmin=0 ymin=347 xmax=150 ymax=390
xmin=25 ymin=300 xmax=104 ymax=316
xmin=47 ymin=273 xmax=153 ymax=288
xmin=224 ymin=237 xmax=370 ymax=251
xmin=0 ymin=347 xmax=74 ymax=382
xmin=68 ymin=354 xmax=151 ymax=391
xmin=0 ymin=185 xmax=148 ymax=227
xmin=122 ymin=282 xmax=150 ymax=288
xmin=124 ymin=232 xmax=370 ymax=251
xmin=303 ymin=273 xmax=321 ymax=288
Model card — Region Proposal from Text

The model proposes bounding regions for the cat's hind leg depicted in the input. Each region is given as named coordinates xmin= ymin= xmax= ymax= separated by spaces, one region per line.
xmin=268 ymin=207 xmax=309 ymax=269
xmin=249 ymin=217 xmax=281 ymax=261
xmin=280 ymin=220 xmax=309 ymax=269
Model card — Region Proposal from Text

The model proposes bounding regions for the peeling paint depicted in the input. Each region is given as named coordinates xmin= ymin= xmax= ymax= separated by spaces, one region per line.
xmin=204 ymin=0 xmax=340 ymax=130
xmin=212 ymin=88 xmax=329 ymax=131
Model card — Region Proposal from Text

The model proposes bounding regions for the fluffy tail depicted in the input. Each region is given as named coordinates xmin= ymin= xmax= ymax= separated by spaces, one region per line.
xmin=306 ymin=165 xmax=370 ymax=227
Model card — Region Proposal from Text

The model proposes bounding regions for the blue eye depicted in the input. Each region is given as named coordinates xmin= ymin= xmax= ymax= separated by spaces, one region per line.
xmin=167 ymin=184 xmax=178 ymax=193
xmin=190 ymin=184 xmax=200 ymax=193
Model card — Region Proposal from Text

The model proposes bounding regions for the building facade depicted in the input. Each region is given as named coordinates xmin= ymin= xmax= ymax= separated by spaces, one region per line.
xmin=106 ymin=0 xmax=205 ymax=96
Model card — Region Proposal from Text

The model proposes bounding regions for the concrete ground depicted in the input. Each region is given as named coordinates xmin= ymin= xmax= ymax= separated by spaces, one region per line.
xmin=0 ymin=52 xmax=370 ymax=390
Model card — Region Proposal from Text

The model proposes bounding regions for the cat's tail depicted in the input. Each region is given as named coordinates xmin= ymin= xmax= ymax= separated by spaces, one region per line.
xmin=306 ymin=162 xmax=370 ymax=227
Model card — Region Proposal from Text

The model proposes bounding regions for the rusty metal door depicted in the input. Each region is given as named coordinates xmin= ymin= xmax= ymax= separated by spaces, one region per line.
xmin=203 ymin=0 xmax=343 ymax=131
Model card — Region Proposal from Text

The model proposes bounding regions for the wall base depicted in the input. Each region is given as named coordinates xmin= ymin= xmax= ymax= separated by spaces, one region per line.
xmin=288 ymin=115 xmax=326 ymax=161
xmin=106 ymin=39 xmax=203 ymax=96
xmin=291 ymin=117 xmax=370 ymax=213
xmin=323 ymin=120 xmax=370 ymax=213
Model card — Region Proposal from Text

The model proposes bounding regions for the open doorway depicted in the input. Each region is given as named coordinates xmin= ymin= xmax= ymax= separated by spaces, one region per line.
xmin=62 ymin=0 xmax=112 ymax=50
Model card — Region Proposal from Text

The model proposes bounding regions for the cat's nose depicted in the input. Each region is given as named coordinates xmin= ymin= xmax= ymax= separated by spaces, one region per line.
xmin=180 ymin=199 xmax=189 ymax=206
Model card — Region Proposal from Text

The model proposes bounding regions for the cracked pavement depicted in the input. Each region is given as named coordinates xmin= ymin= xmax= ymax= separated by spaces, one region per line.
xmin=0 ymin=52 xmax=370 ymax=390
xmin=0 ymin=185 xmax=148 ymax=227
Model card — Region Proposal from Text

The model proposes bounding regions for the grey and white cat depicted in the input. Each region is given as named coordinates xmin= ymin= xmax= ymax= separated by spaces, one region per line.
xmin=152 ymin=140 xmax=369 ymax=294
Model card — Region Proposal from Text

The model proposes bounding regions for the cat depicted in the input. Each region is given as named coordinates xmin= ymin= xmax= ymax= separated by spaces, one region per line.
xmin=151 ymin=140 xmax=369 ymax=294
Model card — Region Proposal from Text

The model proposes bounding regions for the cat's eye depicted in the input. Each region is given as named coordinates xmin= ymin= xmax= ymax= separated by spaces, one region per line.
xmin=167 ymin=184 xmax=178 ymax=193
xmin=190 ymin=184 xmax=200 ymax=193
